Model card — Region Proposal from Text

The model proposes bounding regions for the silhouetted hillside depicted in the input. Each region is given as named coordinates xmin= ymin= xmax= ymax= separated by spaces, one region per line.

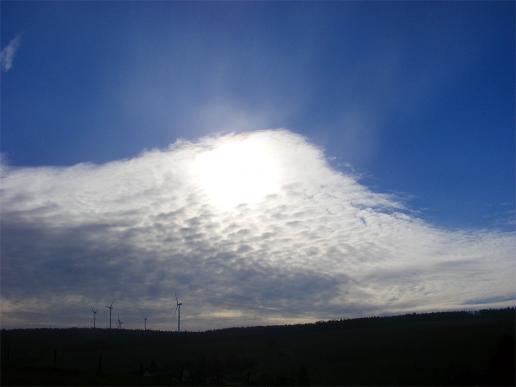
xmin=1 ymin=308 xmax=515 ymax=386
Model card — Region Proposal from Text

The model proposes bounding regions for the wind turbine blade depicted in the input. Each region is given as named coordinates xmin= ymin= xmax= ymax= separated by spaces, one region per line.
xmin=175 ymin=293 xmax=178 ymax=303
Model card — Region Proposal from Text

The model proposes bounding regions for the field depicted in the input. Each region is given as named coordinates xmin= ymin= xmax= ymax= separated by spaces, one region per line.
xmin=1 ymin=308 xmax=515 ymax=386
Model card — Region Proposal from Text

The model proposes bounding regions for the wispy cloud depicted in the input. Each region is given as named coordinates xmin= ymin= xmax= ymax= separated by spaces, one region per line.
xmin=1 ymin=130 xmax=514 ymax=330
xmin=0 ymin=34 xmax=22 ymax=72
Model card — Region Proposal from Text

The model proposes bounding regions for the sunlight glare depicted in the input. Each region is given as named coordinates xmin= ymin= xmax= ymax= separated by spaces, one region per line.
xmin=194 ymin=135 xmax=281 ymax=210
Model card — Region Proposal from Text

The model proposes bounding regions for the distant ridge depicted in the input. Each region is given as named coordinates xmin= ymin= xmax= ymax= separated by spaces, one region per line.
xmin=4 ymin=306 xmax=515 ymax=333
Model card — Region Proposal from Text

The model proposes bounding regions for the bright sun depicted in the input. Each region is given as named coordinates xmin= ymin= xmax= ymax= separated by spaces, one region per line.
xmin=194 ymin=135 xmax=281 ymax=210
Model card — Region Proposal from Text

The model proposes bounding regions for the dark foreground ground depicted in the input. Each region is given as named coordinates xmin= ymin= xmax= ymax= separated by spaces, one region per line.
xmin=1 ymin=308 xmax=515 ymax=386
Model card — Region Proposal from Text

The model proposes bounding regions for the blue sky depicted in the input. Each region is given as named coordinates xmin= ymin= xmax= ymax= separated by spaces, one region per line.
xmin=1 ymin=2 xmax=514 ymax=329
xmin=2 ymin=1 xmax=514 ymax=229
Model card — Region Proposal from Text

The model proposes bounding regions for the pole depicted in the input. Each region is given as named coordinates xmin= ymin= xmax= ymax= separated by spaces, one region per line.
xmin=98 ymin=354 xmax=102 ymax=375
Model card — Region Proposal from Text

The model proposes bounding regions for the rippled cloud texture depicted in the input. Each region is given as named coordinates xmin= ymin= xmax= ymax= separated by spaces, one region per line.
xmin=1 ymin=130 xmax=514 ymax=329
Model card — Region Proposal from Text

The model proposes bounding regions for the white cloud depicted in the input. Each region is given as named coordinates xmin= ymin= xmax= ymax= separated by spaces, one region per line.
xmin=0 ymin=34 xmax=22 ymax=72
xmin=1 ymin=130 xmax=514 ymax=330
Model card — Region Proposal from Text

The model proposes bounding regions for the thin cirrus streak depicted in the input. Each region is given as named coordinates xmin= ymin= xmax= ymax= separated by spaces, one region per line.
xmin=0 ymin=130 xmax=514 ymax=330
xmin=0 ymin=34 xmax=22 ymax=72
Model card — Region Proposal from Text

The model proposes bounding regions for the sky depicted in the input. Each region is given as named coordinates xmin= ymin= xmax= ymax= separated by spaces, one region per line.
xmin=0 ymin=1 xmax=514 ymax=330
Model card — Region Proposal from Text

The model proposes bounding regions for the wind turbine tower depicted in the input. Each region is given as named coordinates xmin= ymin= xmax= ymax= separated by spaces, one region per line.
xmin=91 ymin=307 xmax=98 ymax=329
xmin=175 ymin=294 xmax=183 ymax=332
xmin=105 ymin=302 xmax=114 ymax=329
xmin=117 ymin=314 xmax=123 ymax=329
xmin=144 ymin=317 xmax=148 ymax=331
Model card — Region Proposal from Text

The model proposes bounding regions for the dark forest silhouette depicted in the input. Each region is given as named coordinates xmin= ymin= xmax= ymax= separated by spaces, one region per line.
xmin=1 ymin=307 xmax=515 ymax=386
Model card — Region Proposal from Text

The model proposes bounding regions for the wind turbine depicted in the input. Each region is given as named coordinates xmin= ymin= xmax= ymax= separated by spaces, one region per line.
xmin=144 ymin=317 xmax=148 ymax=331
xmin=117 ymin=314 xmax=123 ymax=329
xmin=174 ymin=293 xmax=183 ymax=332
xmin=91 ymin=307 xmax=98 ymax=329
xmin=105 ymin=302 xmax=114 ymax=329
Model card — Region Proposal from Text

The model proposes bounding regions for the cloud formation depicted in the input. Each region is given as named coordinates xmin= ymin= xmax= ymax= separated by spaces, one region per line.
xmin=0 ymin=34 xmax=22 ymax=72
xmin=1 ymin=130 xmax=514 ymax=330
